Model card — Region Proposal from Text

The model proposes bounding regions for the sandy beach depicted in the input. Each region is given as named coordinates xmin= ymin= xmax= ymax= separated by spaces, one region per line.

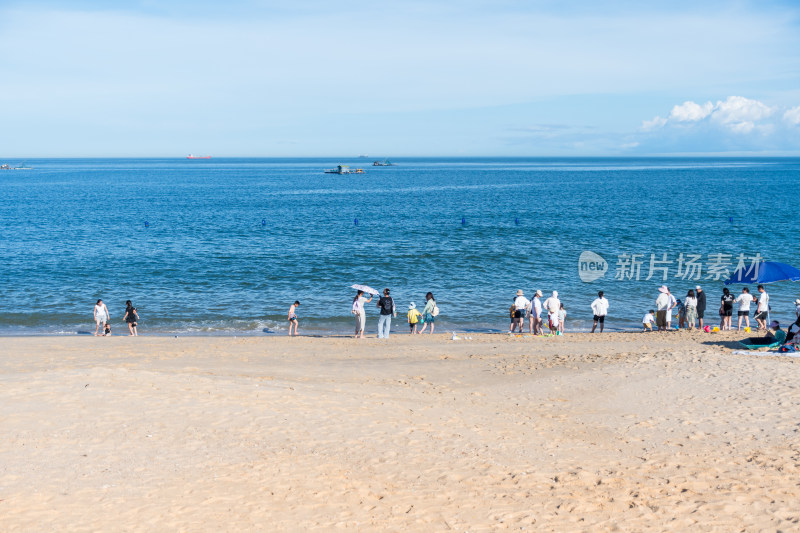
xmin=1 ymin=331 xmax=799 ymax=531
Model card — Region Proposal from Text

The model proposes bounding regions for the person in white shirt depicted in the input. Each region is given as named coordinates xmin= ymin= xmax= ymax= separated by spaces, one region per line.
xmin=755 ymin=285 xmax=769 ymax=331
xmin=735 ymin=287 xmax=752 ymax=331
xmin=666 ymin=288 xmax=677 ymax=329
xmin=511 ymin=289 xmax=530 ymax=334
xmin=642 ymin=310 xmax=655 ymax=331
xmin=93 ymin=299 xmax=110 ymax=337
xmin=795 ymin=298 xmax=800 ymax=319
xmin=655 ymin=286 xmax=670 ymax=332
xmin=684 ymin=289 xmax=698 ymax=330
xmin=542 ymin=291 xmax=561 ymax=334
xmin=590 ymin=291 xmax=609 ymax=333
xmin=528 ymin=290 xmax=543 ymax=335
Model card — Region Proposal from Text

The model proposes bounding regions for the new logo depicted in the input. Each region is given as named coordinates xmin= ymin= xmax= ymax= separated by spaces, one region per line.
xmin=579 ymin=251 xmax=607 ymax=282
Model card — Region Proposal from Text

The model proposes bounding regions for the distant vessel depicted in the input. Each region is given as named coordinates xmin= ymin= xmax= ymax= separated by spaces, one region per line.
xmin=324 ymin=165 xmax=365 ymax=175
xmin=186 ymin=154 xmax=211 ymax=159
xmin=1 ymin=162 xmax=32 ymax=170
xmin=372 ymin=159 xmax=396 ymax=166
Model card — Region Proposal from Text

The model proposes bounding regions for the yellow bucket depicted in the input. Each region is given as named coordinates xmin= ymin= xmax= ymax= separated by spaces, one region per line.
xmin=712 ymin=326 xmax=720 ymax=332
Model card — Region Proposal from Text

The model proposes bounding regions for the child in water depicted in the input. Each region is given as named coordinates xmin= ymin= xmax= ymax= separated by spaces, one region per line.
xmin=287 ymin=301 xmax=300 ymax=336
xmin=407 ymin=302 xmax=422 ymax=334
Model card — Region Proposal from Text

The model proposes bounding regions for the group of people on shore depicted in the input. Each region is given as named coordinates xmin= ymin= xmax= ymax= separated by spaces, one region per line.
xmin=507 ymin=289 xmax=611 ymax=336
xmin=648 ymin=284 xmax=772 ymax=333
xmin=92 ymin=299 xmax=139 ymax=336
xmin=98 ymin=285 xmax=797 ymax=338
xmin=285 ymin=289 xmax=439 ymax=339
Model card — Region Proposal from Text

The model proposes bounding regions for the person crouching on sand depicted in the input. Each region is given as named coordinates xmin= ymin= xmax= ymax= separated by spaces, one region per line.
xmin=643 ymin=310 xmax=655 ymax=332
xmin=287 ymin=301 xmax=300 ymax=336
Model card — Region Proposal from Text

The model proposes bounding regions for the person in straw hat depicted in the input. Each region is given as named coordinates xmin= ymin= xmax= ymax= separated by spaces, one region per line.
xmin=529 ymin=289 xmax=543 ymax=335
xmin=655 ymin=285 xmax=670 ymax=332
xmin=511 ymin=290 xmax=530 ymax=334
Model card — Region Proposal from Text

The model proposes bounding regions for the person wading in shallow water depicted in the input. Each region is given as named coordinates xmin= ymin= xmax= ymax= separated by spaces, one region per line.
xmin=418 ymin=292 xmax=438 ymax=334
xmin=93 ymin=299 xmax=109 ymax=336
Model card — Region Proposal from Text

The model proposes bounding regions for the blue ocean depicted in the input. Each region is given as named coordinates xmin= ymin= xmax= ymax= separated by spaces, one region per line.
xmin=1 ymin=157 xmax=798 ymax=335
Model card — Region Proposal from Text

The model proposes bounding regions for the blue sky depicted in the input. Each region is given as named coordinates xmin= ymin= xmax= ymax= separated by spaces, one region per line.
xmin=1 ymin=0 xmax=800 ymax=156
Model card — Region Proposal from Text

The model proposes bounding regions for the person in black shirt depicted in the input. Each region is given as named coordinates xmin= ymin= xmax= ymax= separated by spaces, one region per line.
xmin=721 ymin=287 xmax=735 ymax=330
xmin=376 ymin=288 xmax=397 ymax=339
xmin=695 ymin=286 xmax=706 ymax=329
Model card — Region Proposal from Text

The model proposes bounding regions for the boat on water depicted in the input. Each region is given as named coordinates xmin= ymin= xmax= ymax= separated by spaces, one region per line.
xmin=1 ymin=162 xmax=33 ymax=170
xmin=324 ymin=165 xmax=365 ymax=175
xmin=186 ymin=154 xmax=211 ymax=159
xmin=372 ymin=159 xmax=396 ymax=166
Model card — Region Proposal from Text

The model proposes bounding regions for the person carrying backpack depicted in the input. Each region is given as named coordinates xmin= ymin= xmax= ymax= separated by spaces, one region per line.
xmin=376 ymin=288 xmax=397 ymax=339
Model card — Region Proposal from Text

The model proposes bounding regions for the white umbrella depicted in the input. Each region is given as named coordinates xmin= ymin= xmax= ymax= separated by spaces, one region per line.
xmin=351 ymin=284 xmax=379 ymax=295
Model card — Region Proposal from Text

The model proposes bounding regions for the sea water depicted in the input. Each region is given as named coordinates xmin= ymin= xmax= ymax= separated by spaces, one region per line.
xmin=0 ymin=157 xmax=798 ymax=335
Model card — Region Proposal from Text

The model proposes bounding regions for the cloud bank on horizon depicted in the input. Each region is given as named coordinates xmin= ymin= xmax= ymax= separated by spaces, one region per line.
xmin=634 ymin=97 xmax=800 ymax=154
xmin=1 ymin=0 xmax=799 ymax=156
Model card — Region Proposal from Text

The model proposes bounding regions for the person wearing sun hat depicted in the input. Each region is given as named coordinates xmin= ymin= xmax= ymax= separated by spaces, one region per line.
xmin=695 ymin=285 xmax=706 ymax=330
xmin=407 ymin=302 xmax=422 ymax=334
xmin=512 ymin=289 xmax=530 ymax=333
xmin=542 ymin=290 xmax=561 ymax=334
xmin=655 ymin=285 xmax=670 ymax=332
xmin=529 ymin=289 xmax=543 ymax=335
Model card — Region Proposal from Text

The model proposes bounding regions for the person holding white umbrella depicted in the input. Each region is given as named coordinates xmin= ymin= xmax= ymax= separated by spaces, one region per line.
xmin=351 ymin=288 xmax=374 ymax=339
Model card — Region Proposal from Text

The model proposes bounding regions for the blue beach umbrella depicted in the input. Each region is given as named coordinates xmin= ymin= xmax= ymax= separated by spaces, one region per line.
xmin=723 ymin=261 xmax=800 ymax=285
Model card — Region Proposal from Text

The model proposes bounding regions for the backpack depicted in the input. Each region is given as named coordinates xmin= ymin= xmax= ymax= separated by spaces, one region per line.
xmin=431 ymin=302 xmax=440 ymax=317
xmin=380 ymin=296 xmax=393 ymax=314
xmin=351 ymin=299 xmax=361 ymax=315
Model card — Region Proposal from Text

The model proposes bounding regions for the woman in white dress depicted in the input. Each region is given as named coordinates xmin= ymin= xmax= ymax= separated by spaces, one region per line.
xmin=93 ymin=299 xmax=109 ymax=336
xmin=352 ymin=290 xmax=372 ymax=339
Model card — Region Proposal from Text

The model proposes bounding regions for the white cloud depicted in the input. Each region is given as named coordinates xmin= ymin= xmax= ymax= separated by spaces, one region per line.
xmin=648 ymin=96 xmax=781 ymax=135
xmin=711 ymin=96 xmax=774 ymax=132
xmin=633 ymin=95 xmax=800 ymax=153
xmin=669 ymin=101 xmax=714 ymax=122
xmin=641 ymin=116 xmax=667 ymax=131
xmin=784 ymin=106 xmax=800 ymax=125
xmin=727 ymin=121 xmax=755 ymax=134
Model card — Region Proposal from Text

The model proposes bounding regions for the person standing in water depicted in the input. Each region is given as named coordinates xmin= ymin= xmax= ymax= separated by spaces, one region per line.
xmin=123 ymin=300 xmax=139 ymax=336
xmin=93 ymin=299 xmax=109 ymax=336
xmin=287 ymin=300 xmax=300 ymax=336
xmin=418 ymin=292 xmax=437 ymax=334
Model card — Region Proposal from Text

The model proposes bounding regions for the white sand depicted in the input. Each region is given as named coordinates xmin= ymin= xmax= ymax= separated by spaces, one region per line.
xmin=1 ymin=332 xmax=799 ymax=531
